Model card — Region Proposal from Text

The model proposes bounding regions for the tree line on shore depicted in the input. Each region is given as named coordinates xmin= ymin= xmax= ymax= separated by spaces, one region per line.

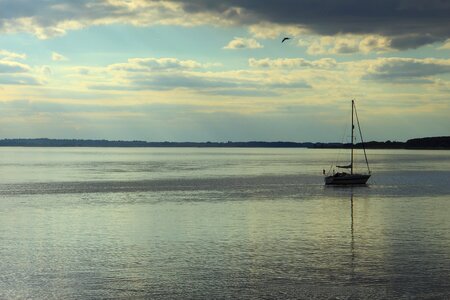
xmin=0 ymin=136 xmax=448 ymax=149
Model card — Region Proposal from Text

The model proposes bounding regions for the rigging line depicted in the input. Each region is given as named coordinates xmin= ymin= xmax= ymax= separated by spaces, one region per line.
xmin=354 ymin=103 xmax=371 ymax=174
xmin=329 ymin=119 xmax=348 ymax=175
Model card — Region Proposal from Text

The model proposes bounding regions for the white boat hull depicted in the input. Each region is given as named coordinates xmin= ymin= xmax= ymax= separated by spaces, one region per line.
xmin=325 ymin=174 xmax=371 ymax=185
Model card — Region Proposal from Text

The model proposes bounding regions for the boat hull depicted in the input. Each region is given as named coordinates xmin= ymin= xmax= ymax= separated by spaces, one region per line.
xmin=325 ymin=174 xmax=371 ymax=185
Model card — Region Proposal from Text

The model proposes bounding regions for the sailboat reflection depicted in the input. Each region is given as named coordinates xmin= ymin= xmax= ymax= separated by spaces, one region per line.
xmin=350 ymin=192 xmax=355 ymax=279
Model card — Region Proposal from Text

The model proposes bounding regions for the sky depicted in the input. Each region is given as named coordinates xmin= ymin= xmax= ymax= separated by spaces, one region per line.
xmin=0 ymin=0 xmax=449 ymax=142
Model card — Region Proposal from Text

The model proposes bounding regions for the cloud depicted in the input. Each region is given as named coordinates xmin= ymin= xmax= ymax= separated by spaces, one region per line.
xmin=206 ymin=89 xmax=280 ymax=97
xmin=128 ymin=73 xmax=241 ymax=91
xmin=359 ymin=36 xmax=392 ymax=53
xmin=91 ymin=70 xmax=311 ymax=95
xmin=0 ymin=49 xmax=45 ymax=85
xmin=51 ymin=52 xmax=68 ymax=61
xmin=167 ymin=0 xmax=450 ymax=49
xmin=305 ymin=35 xmax=392 ymax=55
xmin=83 ymin=55 xmax=313 ymax=95
xmin=0 ymin=74 xmax=42 ymax=85
xmin=0 ymin=50 xmax=26 ymax=60
xmin=389 ymin=34 xmax=444 ymax=50
xmin=2 ymin=0 xmax=447 ymax=48
xmin=223 ymin=37 xmax=263 ymax=49
xmin=0 ymin=0 xmax=230 ymax=39
xmin=87 ymin=56 xmax=246 ymax=92
xmin=249 ymin=58 xmax=337 ymax=69
xmin=361 ymin=58 xmax=450 ymax=83
xmin=0 ymin=60 xmax=31 ymax=73
xmin=268 ymin=81 xmax=311 ymax=89
xmin=109 ymin=57 xmax=203 ymax=72
xmin=248 ymin=22 xmax=305 ymax=39
xmin=41 ymin=54 xmax=449 ymax=102
xmin=438 ymin=39 xmax=450 ymax=50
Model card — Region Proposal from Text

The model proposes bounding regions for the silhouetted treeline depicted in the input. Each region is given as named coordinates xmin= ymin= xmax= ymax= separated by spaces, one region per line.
xmin=405 ymin=136 xmax=450 ymax=149
xmin=0 ymin=139 xmax=313 ymax=148
xmin=316 ymin=136 xmax=450 ymax=149
xmin=0 ymin=136 xmax=448 ymax=149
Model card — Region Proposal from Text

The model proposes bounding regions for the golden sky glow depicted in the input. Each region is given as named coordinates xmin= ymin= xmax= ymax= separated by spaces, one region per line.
xmin=0 ymin=0 xmax=449 ymax=141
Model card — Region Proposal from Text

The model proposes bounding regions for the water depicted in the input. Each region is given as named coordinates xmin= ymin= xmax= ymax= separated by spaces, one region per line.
xmin=0 ymin=147 xmax=449 ymax=299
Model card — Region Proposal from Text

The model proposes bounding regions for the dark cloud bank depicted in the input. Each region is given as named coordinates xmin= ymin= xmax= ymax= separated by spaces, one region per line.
xmin=168 ymin=0 xmax=450 ymax=49
xmin=1 ymin=0 xmax=449 ymax=49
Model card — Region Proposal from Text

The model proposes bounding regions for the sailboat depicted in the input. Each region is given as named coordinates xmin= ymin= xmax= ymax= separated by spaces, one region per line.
xmin=324 ymin=100 xmax=371 ymax=185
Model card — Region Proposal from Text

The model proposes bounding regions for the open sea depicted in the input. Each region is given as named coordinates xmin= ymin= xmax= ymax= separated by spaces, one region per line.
xmin=0 ymin=147 xmax=449 ymax=299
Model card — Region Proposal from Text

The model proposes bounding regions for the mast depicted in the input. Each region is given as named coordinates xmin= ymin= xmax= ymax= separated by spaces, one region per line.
xmin=351 ymin=100 xmax=354 ymax=175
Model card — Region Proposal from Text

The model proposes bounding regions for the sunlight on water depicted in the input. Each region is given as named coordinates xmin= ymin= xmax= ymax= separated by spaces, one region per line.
xmin=0 ymin=148 xmax=449 ymax=298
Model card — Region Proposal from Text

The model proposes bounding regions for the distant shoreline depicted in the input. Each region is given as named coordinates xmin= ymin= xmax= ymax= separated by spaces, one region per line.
xmin=0 ymin=136 xmax=449 ymax=150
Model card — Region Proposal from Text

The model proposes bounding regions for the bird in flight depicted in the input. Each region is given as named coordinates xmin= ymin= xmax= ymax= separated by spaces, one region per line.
xmin=281 ymin=37 xmax=291 ymax=43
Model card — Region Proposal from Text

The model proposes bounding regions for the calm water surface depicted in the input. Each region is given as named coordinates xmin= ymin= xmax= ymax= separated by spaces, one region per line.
xmin=0 ymin=147 xmax=449 ymax=299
